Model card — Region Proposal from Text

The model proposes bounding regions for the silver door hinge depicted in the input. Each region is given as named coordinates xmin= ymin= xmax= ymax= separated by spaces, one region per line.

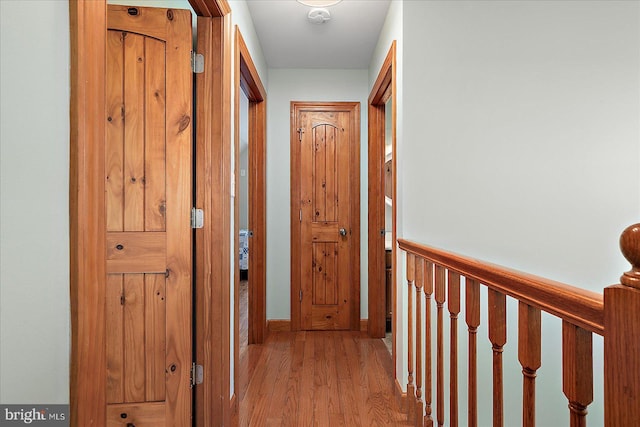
xmin=191 ymin=52 xmax=204 ymax=74
xmin=191 ymin=208 xmax=204 ymax=229
xmin=299 ymin=290 xmax=303 ymax=302
xmin=190 ymin=363 xmax=203 ymax=388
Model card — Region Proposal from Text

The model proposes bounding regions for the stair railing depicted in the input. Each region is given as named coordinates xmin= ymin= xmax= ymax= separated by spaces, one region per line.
xmin=398 ymin=223 xmax=639 ymax=427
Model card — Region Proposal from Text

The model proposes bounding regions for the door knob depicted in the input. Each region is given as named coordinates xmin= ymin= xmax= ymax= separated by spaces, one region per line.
xmin=339 ymin=228 xmax=347 ymax=236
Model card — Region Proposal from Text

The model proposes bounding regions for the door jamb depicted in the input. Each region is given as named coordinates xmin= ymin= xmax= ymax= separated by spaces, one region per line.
xmin=290 ymin=101 xmax=361 ymax=332
xmin=233 ymin=26 xmax=267 ymax=386
xmin=69 ymin=1 xmax=232 ymax=426
xmin=367 ymin=42 xmax=397 ymax=352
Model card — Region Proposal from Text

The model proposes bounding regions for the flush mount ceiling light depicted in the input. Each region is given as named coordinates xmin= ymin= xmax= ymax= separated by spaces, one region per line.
xmin=297 ymin=0 xmax=342 ymax=7
xmin=307 ymin=7 xmax=331 ymax=24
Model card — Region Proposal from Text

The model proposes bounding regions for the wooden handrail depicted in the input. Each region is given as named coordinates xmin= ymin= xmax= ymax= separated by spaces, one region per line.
xmin=398 ymin=239 xmax=604 ymax=335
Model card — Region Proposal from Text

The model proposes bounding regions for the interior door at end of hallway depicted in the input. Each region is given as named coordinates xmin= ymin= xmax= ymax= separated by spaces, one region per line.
xmin=295 ymin=104 xmax=359 ymax=331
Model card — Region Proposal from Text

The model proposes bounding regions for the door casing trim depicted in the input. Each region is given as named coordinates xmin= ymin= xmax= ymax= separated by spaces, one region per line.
xmin=290 ymin=101 xmax=361 ymax=332
xmin=367 ymin=42 xmax=397 ymax=356
xmin=233 ymin=27 xmax=267 ymax=405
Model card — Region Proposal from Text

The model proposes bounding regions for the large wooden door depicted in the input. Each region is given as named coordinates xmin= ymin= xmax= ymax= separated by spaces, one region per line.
xmin=291 ymin=102 xmax=360 ymax=331
xmin=105 ymin=6 xmax=192 ymax=427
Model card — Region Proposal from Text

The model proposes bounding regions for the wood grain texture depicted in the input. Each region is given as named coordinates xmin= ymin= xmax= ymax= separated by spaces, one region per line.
xmin=292 ymin=102 xmax=360 ymax=331
xmin=194 ymin=11 xmax=233 ymax=427
xmin=105 ymin=8 xmax=192 ymax=426
xmin=434 ymin=265 xmax=445 ymax=427
xmin=562 ymin=321 xmax=593 ymax=427
xmin=106 ymin=29 xmax=125 ymax=233
xmin=407 ymin=253 xmax=415 ymax=422
xmin=465 ymin=278 xmax=480 ymax=427
xmin=398 ymin=239 xmax=603 ymax=335
xmin=70 ymin=1 xmax=107 ymax=425
xmin=106 ymin=232 xmax=166 ymax=273
xmin=518 ymin=302 xmax=541 ymax=427
xmin=234 ymin=28 xmax=267 ymax=353
xmin=106 ymin=402 xmax=165 ymax=427
xmin=368 ymin=41 xmax=397 ymax=341
xmin=159 ymin=7 xmax=193 ymax=427
xmin=145 ymin=274 xmax=166 ymax=402
xmin=234 ymin=331 xmax=411 ymax=426
xmin=144 ymin=36 xmax=167 ymax=233
xmin=604 ymin=224 xmax=640 ymax=427
xmin=448 ymin=271 xmax=460 ymax=427
xmin=424 ymin=261 xmax=434 ymax=427
xmin=604 ymin=285 xmax=640 ymax=426
xmin=106 ymin=274 xmax=125 ymax=404
xmin=488 ymin=289 xmax=506 ymax=427
xmin=414 ymin=257 xmax=425 ymax=427
xmin=188 ymin=0 xmax=230 ymax=17
xmin=123 ymin=32 xmax=145 ymax=232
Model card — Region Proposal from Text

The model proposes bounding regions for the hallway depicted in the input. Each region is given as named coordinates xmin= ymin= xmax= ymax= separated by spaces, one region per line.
xmin=234 ymin=331 xmax=410 ymax=426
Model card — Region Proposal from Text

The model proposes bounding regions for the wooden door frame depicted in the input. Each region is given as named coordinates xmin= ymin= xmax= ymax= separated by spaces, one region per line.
xmin=368 ymin=42 xmax=397 ymax=348
xmin=69 ymin=1 xmax=233 ymax=426
xmin=233 ymin=26 xmax=267 ymax=381
xmin=290 ymin=101 xmax=361 ymax=332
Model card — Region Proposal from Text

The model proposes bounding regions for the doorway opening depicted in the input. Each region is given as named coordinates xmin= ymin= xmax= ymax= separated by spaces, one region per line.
xmin=233 ymin=28 xmax=267 ymax=402
xmin=238 ymin=89 xmax=250 ymax=356
xmin=368 ymin=42 xmax=397 ymax=363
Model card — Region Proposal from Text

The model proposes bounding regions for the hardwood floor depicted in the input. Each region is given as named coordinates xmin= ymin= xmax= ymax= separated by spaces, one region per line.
xmin=240 ymin=279 xmax=248 ymax=356
xmin=233 ymin=330 xmax=410 ymax=426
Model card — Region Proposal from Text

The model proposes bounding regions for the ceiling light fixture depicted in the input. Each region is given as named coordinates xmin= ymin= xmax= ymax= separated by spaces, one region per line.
xmin=297 ymin=0 xmax=342 ymax=8
xmin=307 ymin=7 xmax=331 ymax=24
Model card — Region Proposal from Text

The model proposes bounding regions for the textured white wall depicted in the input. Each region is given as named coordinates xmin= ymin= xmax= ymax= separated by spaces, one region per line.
xmin=266 ymin=68 xmax=370 ymax=320
xmin=0 ymin=0 xmax=70 ymax=403
xmin=400 ymin=1 xmax=639 ymax=426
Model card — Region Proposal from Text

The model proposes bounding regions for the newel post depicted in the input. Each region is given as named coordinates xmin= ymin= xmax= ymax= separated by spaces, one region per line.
xmin=604 ymin=223 xmax=640 ymax=426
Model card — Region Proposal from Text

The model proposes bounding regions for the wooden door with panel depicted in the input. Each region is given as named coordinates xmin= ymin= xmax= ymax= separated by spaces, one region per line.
xmin=293 ymin=102 xmax=360 ymax=331
xmin=105 ymin=5 xmax=192 ymax=427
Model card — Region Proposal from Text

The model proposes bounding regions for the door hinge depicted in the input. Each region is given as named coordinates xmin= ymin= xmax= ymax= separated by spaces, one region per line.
xmin=191 ymin=208 xmax=204 ymax=229
xmin=191 ymin=52 xmax=204 ymax=74
xmin=299 ymin=209 xmax=302 ymax=222
xmin=190 ymin=363 xmax=203 ymax=388
xmin=297 ymin=127 xmax=304 ymax=141
xmin=299 ymin=290 xmax=303 ymax=302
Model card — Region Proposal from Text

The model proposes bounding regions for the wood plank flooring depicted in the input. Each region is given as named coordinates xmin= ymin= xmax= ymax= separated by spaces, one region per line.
xmin=233 ymin=331 xmax=410 ymax=426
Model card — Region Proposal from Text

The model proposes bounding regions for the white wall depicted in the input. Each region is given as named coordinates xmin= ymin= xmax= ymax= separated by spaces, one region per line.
xmin=400 ymin=1 xmax=639 ymax=426
xmin=0 ymin=0 xmax=70 ymax=403
xmin=266 ymin=68 xmax=370 ymax=320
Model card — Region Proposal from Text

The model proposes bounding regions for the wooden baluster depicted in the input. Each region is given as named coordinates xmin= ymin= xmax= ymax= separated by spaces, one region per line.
xmin=434 ymin=265 xmax=446 ymax=427
xmin=465 ymin=278 xmax=480 ymax=427
xmin=488 ymin=289 xmax=506 ymax=427
xmin=424 ymin=261 xmax=434 ymax=427
xmin=414 ymin=258 xmax=425 ymax=427
xmin=448 ymin=271 xmax=460 ymax=427
xmin=518 ymin=302 xmax=541 ymax=427
xmin=562 ymin=321 xmax=593 ymax=427
xmin=605 ymin=223 xmax=640 ymax=426
xmin=407 ymin=253 xmax=415 ymax=421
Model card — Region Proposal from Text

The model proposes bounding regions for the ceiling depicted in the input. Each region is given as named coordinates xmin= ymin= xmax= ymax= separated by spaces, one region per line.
xmin=245 ymin=0 xmax=391 ymax=69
